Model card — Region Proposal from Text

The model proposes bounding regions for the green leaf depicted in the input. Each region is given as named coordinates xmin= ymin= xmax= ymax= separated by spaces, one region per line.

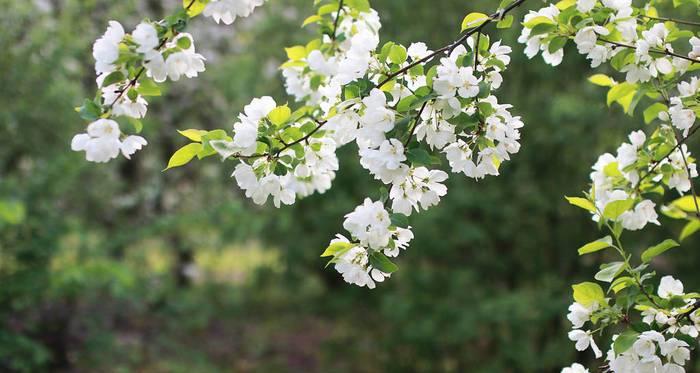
xmin=302 ymin=15 xmax=322 ymax=27
xmin=345 ymin=0 xmax=370 ymax=12
xmin=565 ymin=196 xmax=596 ymax=213
xmin=101 ymin=71 xmax=125 ymax=87
xmin=165 ymin=143 xmax=203 ymax=170
xmin=643 ymin=103 xmax=668 ymax=124
xmin=595 ymin=261 xmax=624 ymax=283
xmin=496 ymin=15 xmax=513 ymax=29
xmin=406 ymin=148 xmax=433 ymax=166
xmin=555 ymin=0 xmax=577 ymax=9
xmin=184 ymin=0 xmax=208 ymax=17
xmin=177 ymin=36 xmax=192 ymax=50
xmin=611 ymin=276 xmax=635 ymax=293
xmin=607 ymin=83 xmax=636 ymax=107
xmin=588 ymin=74 xmax=614 ymax=87
xmin=268 ymin=105 xmax=292 ymax=126
xmin=672 ymin=195 xmax=700 ymax=212
xmin=136 ymin=78 xmax=161 ymax=97
xmin=523 ymin=16 xmax=555 ymax=29
xmin=680 ymin=220 xmax=700 ymax=241
xmin=641 ymin=239 xmax=680 ymax=263
xmin=572 ymin=282 xmax=606 ymax=307
xmin=613 ymin=330 xmax=639 ymax=355
xmin=178 ymin=129 xmax=208 ymax=142
xmin=390 ymin=213 xmax=410 ymax=228
xmin=320 ymin=241 xmax=354 ymax=258
xmin=461 ymin=12 xmax=489 ymax=31
xmin=369 ymin=251 xmax=399 ymax=273
xmin=77 ymin=99 xmax=102 ymax=121
xmin=388 ymin=44 xmax=407 ymax=65
xmin=603 ymin=199 xmax=635 ymax=220
xmin=285 ymin=46 xmax=307 ymax=61
xmin=578 ymin=236 xmax=613 ymax=255
xmin=528 ymin=23 xmax=556 ymax=36
xmin=396 ymin=95 xmax=417 ymax=112
xmin=548 ymin=36 xmax=568 ymax=53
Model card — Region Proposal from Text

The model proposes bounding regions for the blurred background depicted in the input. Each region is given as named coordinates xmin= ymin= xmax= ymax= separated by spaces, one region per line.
xmin=2 ymin=0 xmax=699 ymax=372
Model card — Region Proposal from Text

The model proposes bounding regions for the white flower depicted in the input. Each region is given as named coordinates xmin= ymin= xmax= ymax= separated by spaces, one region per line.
xmin=663 ymin=363 xmax=686 ymax=373
xmin=164 ymin=34 xmax=206 ymax=81
xmin=120 ymin=135 xmax=148 ymax=159
xmin=658 ymin=276 xmax=684 ymax=299
xmin=561 ymin=363 xmax=589 ymax=373
xmin=660 ymin=338 xmax=690 ymax=366
xmin=93 ymin=21 xmax=124 ymax=74
xmin=71 ymin=119 xmax=122 ymax=163
xmin=576 ymin=0 xmax=596 ymax=12
xmin=407 ymin=42 xmax=432 ymax=60
xmin=690 ymin=36 xmax=700 ymax=59
xmin=619 ymin=200 xmax=659 ymax=231
xmin=343 ymin=198 xmax=392 ymax=249
xmin=203 ymin=0 xmax=265 ymax=25
xmin=668 ymin=98 xmax=696 ymax=137
xmin=144 ymin=52 xmax=168 ymax=83
xmin=567 ymin=302 xmax=597 ymax=329
xmin=132 ymin=22 xmax=159 ymax=54
xmin=433 ymin=46 xmax=481 ymax=99
xmin=568 ymin=330 xmax=602 ymax=358
xmin=633 ymin=331 xmax=665 ymax=358
xmin=334 ymin=245 xmax=376 ymax=288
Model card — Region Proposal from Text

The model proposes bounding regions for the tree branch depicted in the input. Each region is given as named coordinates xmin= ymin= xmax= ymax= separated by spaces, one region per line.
xmin=635 ymin=124 xmax=700 ymax=190
xmin=598 ymin=38 xmax=700 ymax=64
xmin=376 ymin=0 xmax=528 ymax=89
xmin=639 ymin=14 xmax=700 ymax=27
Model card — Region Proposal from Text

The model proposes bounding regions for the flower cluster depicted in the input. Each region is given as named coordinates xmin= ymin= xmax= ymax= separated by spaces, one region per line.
xmin=587 ymin=126 xmax=698 ymax=231
xmin=520 ymin=0 xmax=697 ymax=82
xmin=566 ymin=276 xmax=699 ymax=373
xmin=324 ymin=198 xmax=413 ymax=288
xmin=186 ymin=1 xmax=524 ymax=286
xmin=72 ymin=1 xmax=266 ymax=163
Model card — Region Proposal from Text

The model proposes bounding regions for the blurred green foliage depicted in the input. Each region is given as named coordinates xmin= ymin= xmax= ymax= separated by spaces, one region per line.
xmin=2 ymin=0 xmax=700 ymax=372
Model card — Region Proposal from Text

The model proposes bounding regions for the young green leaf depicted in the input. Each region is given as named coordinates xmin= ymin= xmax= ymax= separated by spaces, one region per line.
xmin=603 ymin=199 xmax=635 ymax=220
xmin=461 ymin=12 xmax=489 ymax=31
xmin=320 ymin=241 xmax=354 ymax=257
xmin=578 ymin=236 xmax=613 ymax=255
xmin=572 ymin=282 xmax=606 ymax=307
xmin=641 ymin=239 xmax=680 ymax=263
xmin=565 ymin=196 xmax=596 ymax=213
xmin=594 ymin=261 xmax=624 ymax=283
xmin=369 ymin=251 xmax=399 ymax=273
xmin=165 ymin=143 xmax=203 ymax=170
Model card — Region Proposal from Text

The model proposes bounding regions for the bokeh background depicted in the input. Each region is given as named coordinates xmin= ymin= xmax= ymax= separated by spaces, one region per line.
xmin=2 ymin=0 xmax=700 ymax=372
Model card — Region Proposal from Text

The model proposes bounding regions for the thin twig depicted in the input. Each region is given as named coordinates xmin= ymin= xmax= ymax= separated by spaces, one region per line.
xmin=599 ymin=38 xmax=700 ymax=64
xmin=639 ymin=14 xmax=700 ymax=27
xmin=106 ymin=0 xmax=197 ymax=110
xmin=404 ymin=101 xmax=429 ymax=147
xmin=473 ymin=31 xmax=481 ymax=70
xmin=635 ymin=125 xmax=700 ymax=189
xmin=331 ymin=0 xmax=344 ymax=41
xmin=376 ymin=0 xmax=528 ymax=89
